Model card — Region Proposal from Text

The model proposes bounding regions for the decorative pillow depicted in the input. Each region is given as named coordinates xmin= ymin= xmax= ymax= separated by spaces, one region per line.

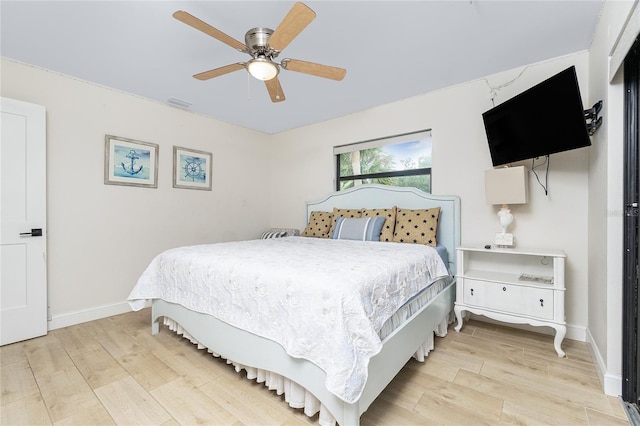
xmin=328 ymin=208 xmax=362 ymax=236
xmin=331 ymin=217 xmax=386 ymax=241
xmin=393 ymin=207 xmax=441 ymax=246
xmin=260 ymin=230 xmax=288 ymax=239
xmin=277 ymin=227 xmax=300 ymax=236
xmin=361 ymin=207 xmax=397 ymax=242
xmin=301 ymin=211 xmax=334 ymax=238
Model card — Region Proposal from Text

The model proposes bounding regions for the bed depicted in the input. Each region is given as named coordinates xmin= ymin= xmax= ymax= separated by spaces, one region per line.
xmin=128 ymin=184 xmax=461 ymax=426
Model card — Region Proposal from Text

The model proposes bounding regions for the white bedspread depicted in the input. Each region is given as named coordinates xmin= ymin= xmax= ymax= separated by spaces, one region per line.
xmin=127 ymin=236 xmax=449 ymax=403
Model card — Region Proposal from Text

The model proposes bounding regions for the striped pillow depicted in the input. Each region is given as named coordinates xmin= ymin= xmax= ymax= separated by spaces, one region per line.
xmin=361 ymin=206 xmax=397 ymax=242
xmin=328 ymin=208 xmax=363 ymax=237
xmin=331 ymin=217 xmax=386 ymax=241
xmin=261 ymin=230 xmax=288 ymax=239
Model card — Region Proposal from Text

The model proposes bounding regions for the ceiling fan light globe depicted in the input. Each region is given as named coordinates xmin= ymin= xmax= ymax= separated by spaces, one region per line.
xmin=247 ymin=58 xmax=279 ymax=81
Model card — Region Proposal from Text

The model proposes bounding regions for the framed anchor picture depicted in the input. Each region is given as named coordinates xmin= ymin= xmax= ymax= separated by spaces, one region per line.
xmin=172 ymin=146 xmax=212 ymax=191
xmin=104 ymin=135 xmax=158 ymax=188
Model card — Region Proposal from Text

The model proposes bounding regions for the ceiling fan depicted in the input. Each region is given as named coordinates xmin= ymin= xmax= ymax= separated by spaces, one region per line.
xmin=173 ymin=2 xmax=347 ymax=103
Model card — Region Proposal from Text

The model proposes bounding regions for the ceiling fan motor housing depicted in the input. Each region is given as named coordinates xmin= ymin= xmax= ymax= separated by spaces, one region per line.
xmin=245 ymin=27 xmax=278 ymax=58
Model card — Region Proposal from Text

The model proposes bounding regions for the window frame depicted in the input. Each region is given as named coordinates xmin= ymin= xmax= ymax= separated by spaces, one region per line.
xmin=334 ymin=130 xmax=432 ymax=192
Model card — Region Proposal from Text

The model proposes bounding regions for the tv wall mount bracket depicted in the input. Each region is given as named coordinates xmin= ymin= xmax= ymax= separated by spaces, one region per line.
xmin=584 ymin=100 xmax=603 ymax=136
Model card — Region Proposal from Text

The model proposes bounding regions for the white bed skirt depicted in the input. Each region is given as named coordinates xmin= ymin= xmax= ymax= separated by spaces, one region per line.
xmin=162 ymin=313 xmax=452 ymax=426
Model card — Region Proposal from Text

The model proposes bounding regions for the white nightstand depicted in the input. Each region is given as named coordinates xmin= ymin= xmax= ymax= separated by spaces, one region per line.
xmin=454 ymin=245 xmax=567 ymax=357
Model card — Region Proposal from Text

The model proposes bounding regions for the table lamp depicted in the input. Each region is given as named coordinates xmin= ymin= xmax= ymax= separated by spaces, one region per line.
xmin=484 ymin=166 xmax=528 ymax=247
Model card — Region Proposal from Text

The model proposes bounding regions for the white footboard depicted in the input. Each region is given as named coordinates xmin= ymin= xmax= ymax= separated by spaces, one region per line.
xmin=151 ymin=280 xmax=455 ymax=426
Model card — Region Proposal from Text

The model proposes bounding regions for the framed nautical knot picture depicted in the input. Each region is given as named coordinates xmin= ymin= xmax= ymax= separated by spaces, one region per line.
xmin=173 ymin=146 xmax=212 ymax=191
xmin=104 ymin=135 xmax=158 ymax=188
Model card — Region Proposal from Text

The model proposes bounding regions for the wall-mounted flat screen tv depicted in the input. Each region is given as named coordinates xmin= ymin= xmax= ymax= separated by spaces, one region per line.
xmin=482 ymin=66 xmax=591 ymax=167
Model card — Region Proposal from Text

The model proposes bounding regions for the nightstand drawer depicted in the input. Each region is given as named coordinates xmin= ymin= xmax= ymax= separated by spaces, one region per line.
xmin=462 ymin=279 xmax=554 ymax=320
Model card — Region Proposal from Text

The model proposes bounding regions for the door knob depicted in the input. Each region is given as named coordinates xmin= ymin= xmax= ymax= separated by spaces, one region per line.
xmin=19 ymin=228 xmax=42 ymax=237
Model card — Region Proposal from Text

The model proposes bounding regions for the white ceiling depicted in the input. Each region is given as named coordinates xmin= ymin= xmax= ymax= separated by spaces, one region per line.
xmin=1 ymin=1 xmax=603 ymax=134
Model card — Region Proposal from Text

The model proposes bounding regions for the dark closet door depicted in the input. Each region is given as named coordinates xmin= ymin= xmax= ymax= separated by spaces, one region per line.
xmin=622 ymin=35 xmax=640 ymax=409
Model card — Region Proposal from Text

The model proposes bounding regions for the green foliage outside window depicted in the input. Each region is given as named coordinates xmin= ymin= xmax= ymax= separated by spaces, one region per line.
xmin=336 ymin=133 xmax=432 ymax=192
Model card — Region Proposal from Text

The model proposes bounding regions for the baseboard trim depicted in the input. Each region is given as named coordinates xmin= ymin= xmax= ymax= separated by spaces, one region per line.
xmin=586 ymin=327 xmax=623 ymax=397
xmin=604 ymin=372 xmax=623 ymax=397
xmin=48 ymin=301 xmax=132 ymax=330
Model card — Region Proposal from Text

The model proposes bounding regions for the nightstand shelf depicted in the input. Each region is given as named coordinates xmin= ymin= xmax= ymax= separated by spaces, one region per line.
xmin=462 ymin=269 xmax=554 ymax=285
xmin=454 ymin=245 xmax=567 ymax=357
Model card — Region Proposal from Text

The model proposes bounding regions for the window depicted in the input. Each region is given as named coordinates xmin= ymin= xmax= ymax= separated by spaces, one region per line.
xmin=334 ymin=130 xmax=432 ymax=192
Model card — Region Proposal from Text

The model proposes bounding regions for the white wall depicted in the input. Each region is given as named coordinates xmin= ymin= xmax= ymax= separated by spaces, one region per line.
xmin=270 ymin=53 xmax=591 ymax=339
xmin=1 ymin=59 xmax=271 ymax=328
xmin=587 ymin=0 xmax=636 ymax=396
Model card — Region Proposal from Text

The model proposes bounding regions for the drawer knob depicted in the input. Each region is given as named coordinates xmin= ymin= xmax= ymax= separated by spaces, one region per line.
xmin=470 ymin=288 xmax=474 ymax=296
xmin=540 ymin=299 xmax=544 ymax=307
xmin=502 ymin=287 xmax=506 ymax=291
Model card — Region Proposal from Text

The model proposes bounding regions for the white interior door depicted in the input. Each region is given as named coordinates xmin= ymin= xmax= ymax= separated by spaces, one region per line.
xmin=0 ymin=97 xmax=47 ymax=345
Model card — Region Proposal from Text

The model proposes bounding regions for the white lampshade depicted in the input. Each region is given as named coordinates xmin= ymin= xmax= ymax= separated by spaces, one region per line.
xmin=484 ymin=166 xmax=528 ymax=206
xmin=484 ymin=166 xmax=528 ymax=247
xmin=247 ymin=58 xmax=279 ymax=81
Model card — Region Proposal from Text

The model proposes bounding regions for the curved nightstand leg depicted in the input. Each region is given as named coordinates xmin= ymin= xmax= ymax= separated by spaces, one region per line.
xmin=454 ymin=306 xmax=465 ymax=332
xmin=553 ymin=325 xmax=566 ymax=358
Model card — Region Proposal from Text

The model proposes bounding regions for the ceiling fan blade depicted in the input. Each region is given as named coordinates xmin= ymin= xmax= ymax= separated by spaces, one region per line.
xmin=282 ymin=59 xmax=346 ymax=81
xmin=268 ymin=2 xmax=316 ymax=52
xmin=194 ymin=63 xmax=245 ymax=80
xmin=173 ymin=10 xmax=247 ymax=52
xmin=265 ymin=77 xmax=286 ymax=102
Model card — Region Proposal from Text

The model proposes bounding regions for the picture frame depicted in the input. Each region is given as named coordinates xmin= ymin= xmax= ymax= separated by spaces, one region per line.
xmin=104 ymin=135 xmax=158 ymax=188
xmin=173 ymin=146 xmax=212 ymax=191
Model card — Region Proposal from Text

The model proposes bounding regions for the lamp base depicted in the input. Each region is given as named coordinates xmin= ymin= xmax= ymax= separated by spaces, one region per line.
xmin=495 ymin=232 xmax=514 ymax=248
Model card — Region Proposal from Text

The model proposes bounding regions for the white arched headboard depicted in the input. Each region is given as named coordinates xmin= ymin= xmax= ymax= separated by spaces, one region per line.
xmin=306 ymin=184 xmax=461 ymax=275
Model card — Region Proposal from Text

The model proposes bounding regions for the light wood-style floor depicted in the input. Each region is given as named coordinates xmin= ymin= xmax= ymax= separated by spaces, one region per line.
xmin=0 ymin=308 xmax=630 ymax=426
